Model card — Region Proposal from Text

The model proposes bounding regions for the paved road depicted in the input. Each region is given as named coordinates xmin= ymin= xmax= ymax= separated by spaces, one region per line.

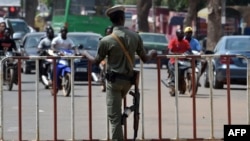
xmin=0 ymin=64 xmax=248 ymax=140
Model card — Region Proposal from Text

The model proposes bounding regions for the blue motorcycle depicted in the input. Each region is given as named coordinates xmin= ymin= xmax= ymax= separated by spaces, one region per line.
xmin=48 ymin=49 xmax=73 ymax=96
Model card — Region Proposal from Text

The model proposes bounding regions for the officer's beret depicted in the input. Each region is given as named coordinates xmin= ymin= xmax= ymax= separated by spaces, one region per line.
xmin=105 ymin=5 xmax=125 ymax=17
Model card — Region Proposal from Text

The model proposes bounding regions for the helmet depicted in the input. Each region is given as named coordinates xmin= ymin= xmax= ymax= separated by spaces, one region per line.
xmin=4 ymin=28 xmax=11 ymax=35
xmin=60 ymin=26 xmax=68 ymax=33
xmin=46 ymin=26 xmax=54 ymax=34
xmin=176 ymin=29 xmax=184 ymax=39
xmin=176 ymin=29 xmax=184 ymax=35
xmin=184 ymin=26 xmax=193 ymax=33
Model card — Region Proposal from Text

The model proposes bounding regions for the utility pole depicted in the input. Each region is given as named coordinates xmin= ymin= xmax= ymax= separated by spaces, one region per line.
xmin=152 ymin=0 xmax=156 ymax=32
xmin=221 ymin=0 xmax=226 ymax=35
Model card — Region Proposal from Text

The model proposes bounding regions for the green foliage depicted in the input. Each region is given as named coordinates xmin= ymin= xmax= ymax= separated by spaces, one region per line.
xmin=121 ymin=0 xmax=136 ymax=5
xmin=166 ymin=0 xmax=188 ymax=11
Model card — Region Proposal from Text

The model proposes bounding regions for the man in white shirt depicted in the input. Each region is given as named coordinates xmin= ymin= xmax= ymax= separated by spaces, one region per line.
xmin=51 ymin=26 xmax=75 ymax=51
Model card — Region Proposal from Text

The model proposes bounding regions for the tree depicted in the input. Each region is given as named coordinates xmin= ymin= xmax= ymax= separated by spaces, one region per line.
xmin=183 ymin=0 xmax=199 ymax=27
xmin=137 ymin=0 xmax=152 ymax=32
xmin=206 ymin=0 xmax=221 ymax=51
xmin=24 ymin=0 xmax=38 ymax=27
xmin=166 ymin=0 xmax=188 ymax=11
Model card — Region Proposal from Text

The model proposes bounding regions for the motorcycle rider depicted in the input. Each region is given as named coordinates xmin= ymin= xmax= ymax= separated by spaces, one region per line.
xmin=0 ymin=28 xmax=17 ymax=52
xmin=50 ymin=26 xmax=77 ymax=93
xmin=51 ymin=26 xmax=76 ymax=51
xmin=37 ymin=25 xmax=55 ymax=87
xmin=184 ymin=26 xmax=206 ymax=86
xmin=0 ymin=28 xmax=18 ymax=83
xmin=168 ymin=29 xmax=191 ymax=96
xmin=0 ymin=22 xmax=6 ymax=39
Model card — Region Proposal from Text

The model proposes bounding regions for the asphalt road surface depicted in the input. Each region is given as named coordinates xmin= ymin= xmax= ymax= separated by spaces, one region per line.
xmin=0 ymin=64 xmax=248 ymax=140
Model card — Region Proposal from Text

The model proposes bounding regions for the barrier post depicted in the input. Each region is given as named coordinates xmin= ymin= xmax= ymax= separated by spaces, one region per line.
xmin=156 ymin=57 xmax=162 ymax=140
xmin=247 ymin=58 xmax=250 ymax=124
xmin=207 ymin=56 xmax=215 ymax=139
xmin=52 ymin=58 xmax=58 ymax=140
xmin=35 ymin=59 xmax=40 ymax=140
xmin=70 ymin=59 xmax=75 ymax=140
xmin=0 ymin=59 xmax=4 ymax=140
xmin=140 ymin=59 xmax=144 ymax=140
xmin=87 ymin=60 xmax=93 ymax=140
xmin=174 ymin=56 xmax=180 ymax=140
xmin=226 ymin=56 xmax=231 ymax=125
xmin=17 ymin=58 xmax=22 ymax=141
xmin=191 ymin=56 xmax=197 ymax=139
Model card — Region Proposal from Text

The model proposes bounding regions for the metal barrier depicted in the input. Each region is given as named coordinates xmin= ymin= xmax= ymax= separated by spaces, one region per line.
xmin=0 ymin=54 xmax=249 ymax=141
xmin=156 ymin=54 xmax=250 ymax=141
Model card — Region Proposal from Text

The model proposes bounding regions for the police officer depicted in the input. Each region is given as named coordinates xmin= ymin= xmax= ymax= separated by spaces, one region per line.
xmin=82 ymin=5 xmax=157 ymax=140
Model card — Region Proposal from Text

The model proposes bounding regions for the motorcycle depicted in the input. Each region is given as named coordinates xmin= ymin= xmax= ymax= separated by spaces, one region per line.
xmin=48 ymin=49 xmax=73 ymax=97
xmin=39 ymin=49 xmax=53 ymax=89
xmin=0 ymin=51 xmax=19 ymax=91
xmin=162 ymin=50 xmax=201 ymax=97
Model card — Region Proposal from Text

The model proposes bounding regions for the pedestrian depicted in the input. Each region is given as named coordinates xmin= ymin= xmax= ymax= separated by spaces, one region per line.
xmin=81 ymin=5 xmax=157 ymax=141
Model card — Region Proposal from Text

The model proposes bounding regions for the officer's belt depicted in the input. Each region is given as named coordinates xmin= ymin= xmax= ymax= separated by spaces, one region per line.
xmin=115 ymin=73 xmax=133 ymax=81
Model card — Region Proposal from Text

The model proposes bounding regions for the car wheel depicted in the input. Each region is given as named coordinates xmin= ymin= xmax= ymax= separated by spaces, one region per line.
xmin=212 ymin=70 xmax=223 ymax=89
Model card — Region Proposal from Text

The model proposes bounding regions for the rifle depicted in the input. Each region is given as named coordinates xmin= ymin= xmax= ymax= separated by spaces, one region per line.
xmin=121 ymin=70 xmax=140 ymax=141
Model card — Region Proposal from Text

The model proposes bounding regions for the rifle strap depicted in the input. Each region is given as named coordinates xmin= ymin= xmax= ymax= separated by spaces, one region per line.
xmin=111 ymin=33 xmax=133 ymax=70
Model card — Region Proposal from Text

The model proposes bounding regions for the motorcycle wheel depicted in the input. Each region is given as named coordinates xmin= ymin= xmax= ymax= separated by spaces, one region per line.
xmin=186 ymin=72 xmax=199 ymax=97
xmin=41 ymin=75 xmax=50 ymax=89
xmin=62 ymin=73 xmax=71 ymax=97
xmin=7 ymin=68 xmax=14 ymax=91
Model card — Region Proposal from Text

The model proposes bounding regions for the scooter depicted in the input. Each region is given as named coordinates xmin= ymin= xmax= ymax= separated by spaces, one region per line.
xmin=48 ymin=49 xmax=73 ymax=97
xmin=162 ymin=50 xmax=201 ymax=97
xmin=39 ymin=49 xmax=53 ymax=89
xmin=178 ymin=50 xmax=201 ymax=97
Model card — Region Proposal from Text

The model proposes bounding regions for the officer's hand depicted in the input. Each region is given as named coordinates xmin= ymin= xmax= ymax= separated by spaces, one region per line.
xmin=148 ymin=49 xmax=157 ymax=59
xmin=81 ymin=50 xmax=87 ymax=58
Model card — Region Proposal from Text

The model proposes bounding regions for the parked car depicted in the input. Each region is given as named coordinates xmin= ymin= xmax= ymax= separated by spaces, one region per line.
xmin=9 ymin=18 xmax=33 ymax=35
xmin=67 ymin=32 xmax=102 ymax=81
xmin=0 ymin=17 xmax=35 ymax=38
xmin=204 ymin=35 xmax=250 ymax=89
xmin=138 ymin=32 xmax=169 ymax=67
xmin=20 ymin=32 xmax=45 ymax=74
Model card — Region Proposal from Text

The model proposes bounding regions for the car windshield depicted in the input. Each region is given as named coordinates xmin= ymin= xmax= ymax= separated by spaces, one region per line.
xmin=10 ymin=21 xmax=30 ymax=33
xmin=140 ymin=34 xmax=168 ymax=44
xmin=24 ymin=35 xmax=42 ymax=48
xmin=68 ymin=34 xmax=100 ymax=50
xmin=226 ymin=38 xmax=250 ymax=51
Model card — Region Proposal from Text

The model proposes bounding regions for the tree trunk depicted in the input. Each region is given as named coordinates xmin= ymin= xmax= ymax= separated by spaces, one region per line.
xmin=137 ymin=0 xmax=152 ymax=32
xmin=24 ymin=0 xmax=38 ymax=28
xmin=183 ymin=0 xmax=199 ymax=27
xmin=206 ymin=0 xmax=221 ymax=51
